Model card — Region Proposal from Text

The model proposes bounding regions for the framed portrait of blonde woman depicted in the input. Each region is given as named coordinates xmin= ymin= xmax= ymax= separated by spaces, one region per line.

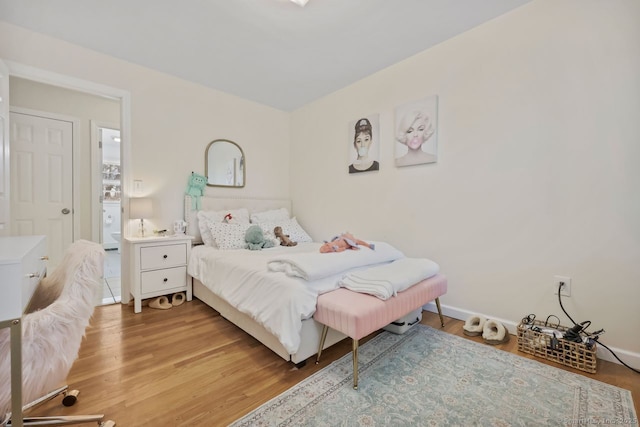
xmin=394 ymin=95 xmax=438 ymax=167
xmin=348 ymin=114 xmax=380 ymax=174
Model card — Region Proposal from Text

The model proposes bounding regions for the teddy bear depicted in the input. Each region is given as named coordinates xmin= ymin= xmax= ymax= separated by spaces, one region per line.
xmin=319 ymin=232 xmax=375 ymax=253
xmin=245 ymin=225 xmax=276 ymax=250
xmin=185 ymin=172 xmax=207 ymax=210
xmin=274 ymin=226 xmax=297 ymax=247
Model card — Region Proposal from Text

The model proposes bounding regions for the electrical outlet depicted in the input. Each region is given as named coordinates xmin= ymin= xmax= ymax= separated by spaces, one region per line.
xmin=553 ymin=275 xmax=571 ymax=297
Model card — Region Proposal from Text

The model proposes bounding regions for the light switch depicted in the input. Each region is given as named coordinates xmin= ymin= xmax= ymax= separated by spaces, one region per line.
xmin=134 ymin=180 xmax=143 ymax=194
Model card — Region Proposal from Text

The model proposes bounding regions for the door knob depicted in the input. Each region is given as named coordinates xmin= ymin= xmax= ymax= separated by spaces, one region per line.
xmin=61 ymin=208 xmax=71 ymax=214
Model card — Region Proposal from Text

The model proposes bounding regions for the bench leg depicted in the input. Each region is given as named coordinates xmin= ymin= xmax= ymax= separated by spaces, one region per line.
xmin=435 ymin=297 xmax=444 ymax=327
xmin=315 ymin=325 xmax=329 ymax=364
xmin=352 ymin=338 xmax=359 ymax=390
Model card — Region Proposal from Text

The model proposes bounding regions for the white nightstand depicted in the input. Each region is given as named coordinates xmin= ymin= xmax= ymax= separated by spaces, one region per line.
xmin=125 ymin=234 xmax=194 ymax=313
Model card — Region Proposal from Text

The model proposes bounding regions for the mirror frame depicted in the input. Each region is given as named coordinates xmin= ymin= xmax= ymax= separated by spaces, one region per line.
xmin=204 ymin=139 xmax=246 ymax=188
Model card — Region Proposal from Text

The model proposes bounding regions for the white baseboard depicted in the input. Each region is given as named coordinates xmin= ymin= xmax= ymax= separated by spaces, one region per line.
xmin=423 ymin=301 xmax=640 ymax=370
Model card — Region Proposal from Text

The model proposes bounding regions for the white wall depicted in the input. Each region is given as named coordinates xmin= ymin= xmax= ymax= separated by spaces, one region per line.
xmin=290 ymin=0 xmax=640 ymax=357
xmin=0 ymin=21 xmax=291 ymax=234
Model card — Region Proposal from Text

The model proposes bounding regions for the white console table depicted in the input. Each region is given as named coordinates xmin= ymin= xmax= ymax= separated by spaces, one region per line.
xmin=0 ymin=235 xmax=48 ymax=427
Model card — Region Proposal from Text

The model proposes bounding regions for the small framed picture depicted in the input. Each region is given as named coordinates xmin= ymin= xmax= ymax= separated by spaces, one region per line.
xmin=348 ymin=114 xmax=380 ymax=174
xmin=394 ymin=95 xmax=438 ymax=167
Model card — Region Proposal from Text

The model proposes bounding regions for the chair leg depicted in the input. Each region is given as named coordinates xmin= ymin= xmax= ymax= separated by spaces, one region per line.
xmin=315 ymin=325 xmax=329 ymax=364
xmin=6 ymin=386 xmax=116 ymax=427
xmin=352 ymin=338 xmax=359 ymax=390
xmin=12 ymin=415 xmax=105 ymax=426
xmin=21 ymin=385 xmax=69 ymax=413
xmin=435 ymin=297 xmax=445 ymax=327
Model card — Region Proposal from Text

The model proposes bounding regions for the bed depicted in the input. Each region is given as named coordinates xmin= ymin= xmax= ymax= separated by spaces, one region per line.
xmin=184 ymin=195 xmax=440 ymax=366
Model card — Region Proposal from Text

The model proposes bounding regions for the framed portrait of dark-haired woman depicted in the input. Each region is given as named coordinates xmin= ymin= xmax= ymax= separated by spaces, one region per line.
xmin=348 ymin=114 xmax=380 ymax=174
xmin=394 ymin=95 xmax=438 ymax=167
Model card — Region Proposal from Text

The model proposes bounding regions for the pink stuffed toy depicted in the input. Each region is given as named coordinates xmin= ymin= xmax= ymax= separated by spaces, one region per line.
xmin=319 ymin=232 xmax=375 ymax=253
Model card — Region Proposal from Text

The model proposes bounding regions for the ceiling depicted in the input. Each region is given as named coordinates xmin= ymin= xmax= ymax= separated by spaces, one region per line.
xmin=0 ymin=0 xmax=530 ymax=111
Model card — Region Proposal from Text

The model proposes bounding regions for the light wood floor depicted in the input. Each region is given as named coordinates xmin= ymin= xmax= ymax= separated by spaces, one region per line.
xmin=30 ymin=299 xmax=639 ymax=426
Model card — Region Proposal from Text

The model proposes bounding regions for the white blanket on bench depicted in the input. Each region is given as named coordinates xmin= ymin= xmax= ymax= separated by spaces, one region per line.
xmin=267 ymin=241 xmax=404 ymax=281
xmin=339 ymin=258 xmax=440 ymax=300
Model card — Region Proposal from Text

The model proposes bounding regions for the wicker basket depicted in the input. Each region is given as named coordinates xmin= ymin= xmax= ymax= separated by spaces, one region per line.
xmin=517 ymin=319 xmax=597 ymax=373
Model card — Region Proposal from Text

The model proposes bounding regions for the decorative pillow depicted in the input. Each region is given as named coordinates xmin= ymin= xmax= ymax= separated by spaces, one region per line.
xmin=258 ymin=217 xmax=313 ymax=244
xmin=207 ymin=221 xmax=252 ymax=250
xmin=197 ymin=208 xmax=250 ymax=246
xmin=250 ymin=208 xmax=290 ymax=224
xmin=197 ymin=211 xmax=216 ymax=246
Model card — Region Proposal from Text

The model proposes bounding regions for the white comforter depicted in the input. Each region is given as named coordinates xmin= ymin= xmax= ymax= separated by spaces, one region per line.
xmin=188 ymin=242 xmax=403 ymax=354
xmin=267 ymin=242 xmax=404 ymax=281
xmin=339 ymin=258 xmax=440 ymax=300
xmin=189 ymin=242 xmax=391 ymax=354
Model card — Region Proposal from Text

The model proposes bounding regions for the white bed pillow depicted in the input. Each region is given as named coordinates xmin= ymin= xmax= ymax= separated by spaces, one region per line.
xmin=197 ymin=209 xmax=250 ymax=246
xmin=258 ymin=217 xmax=313 ymax=244
xmin=250 ymin=208 xmax=290 ymax=224
xmin=208 ymin=221 xmax=252 ymax=250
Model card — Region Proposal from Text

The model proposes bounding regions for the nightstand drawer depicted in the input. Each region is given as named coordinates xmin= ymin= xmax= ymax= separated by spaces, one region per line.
xmin=140 ymin=243 xmax=187 ymax=270
xmin=140 ymin=266 xmax=187 ymax=294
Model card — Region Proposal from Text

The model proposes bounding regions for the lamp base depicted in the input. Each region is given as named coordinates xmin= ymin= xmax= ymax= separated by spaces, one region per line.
xmin=138 ymin=219 xmax=147 ymax=238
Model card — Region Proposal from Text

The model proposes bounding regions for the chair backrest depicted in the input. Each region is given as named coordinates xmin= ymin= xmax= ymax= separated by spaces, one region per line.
xmin=26 ymin=240 xmax=103 ymax=313
xmin=0 ymin=240 xmax=105 ymax=418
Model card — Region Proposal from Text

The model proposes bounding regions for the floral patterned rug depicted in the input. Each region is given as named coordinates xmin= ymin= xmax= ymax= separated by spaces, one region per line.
xmin=230 ymin=325 xmax=637 ymax=427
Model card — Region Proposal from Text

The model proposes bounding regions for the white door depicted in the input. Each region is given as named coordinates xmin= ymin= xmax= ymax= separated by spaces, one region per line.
xmin=10 ymin=111 xmax=74 ymax=269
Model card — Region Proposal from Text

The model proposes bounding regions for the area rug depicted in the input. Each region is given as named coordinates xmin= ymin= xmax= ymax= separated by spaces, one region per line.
xmin=230 ymin=325 xmax=637 ymax=427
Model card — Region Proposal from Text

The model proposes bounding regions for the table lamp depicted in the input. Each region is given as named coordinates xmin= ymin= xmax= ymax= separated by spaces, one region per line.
xmin=129 ymin=197 xmax=153 ymax=237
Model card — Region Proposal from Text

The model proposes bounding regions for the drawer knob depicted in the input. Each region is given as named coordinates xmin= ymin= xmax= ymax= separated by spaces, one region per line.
xmin=27 ymin=272 xmax=41 ymax=279
xmin=40 ymin=256 xmax=49 ymax=261
xmin=163 ymin=278 xmax=168 ymax=282
xmin=163 ymin=255 xmax=168 ymax=259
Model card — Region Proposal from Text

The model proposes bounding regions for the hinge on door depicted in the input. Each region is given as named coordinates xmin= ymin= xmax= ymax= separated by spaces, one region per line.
xmin=99 ymin=140 xmax=102 ymax=149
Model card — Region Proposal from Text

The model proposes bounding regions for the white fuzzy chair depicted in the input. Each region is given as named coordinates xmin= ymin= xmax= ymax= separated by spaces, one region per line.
xmin=0 ymin=239 xmax=115 ymax=426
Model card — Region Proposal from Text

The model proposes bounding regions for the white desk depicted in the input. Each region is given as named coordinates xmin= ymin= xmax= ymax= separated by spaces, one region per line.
xmin=0 ymin=235 xmax=48 ymax=427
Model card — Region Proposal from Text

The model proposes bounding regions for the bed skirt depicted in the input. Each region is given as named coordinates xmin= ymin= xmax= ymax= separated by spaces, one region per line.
xmin=193 ymin=279 xmax=346 ymax=364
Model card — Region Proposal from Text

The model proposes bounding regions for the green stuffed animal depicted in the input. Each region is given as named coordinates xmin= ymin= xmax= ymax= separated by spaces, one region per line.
xmin=245 ymin=225 xmax=275 ymax=250
xmin=186 ymin=172 xmax=207 ymax=210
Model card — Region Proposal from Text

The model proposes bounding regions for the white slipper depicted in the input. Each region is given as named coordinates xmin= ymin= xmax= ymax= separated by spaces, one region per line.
xmin=463 ymin=315 xmax=486 ymax=336
xmin=171 ymin=292 xmax=186 ymax=306
xmin=482 ymin=319 xmax=510 ymax=345
xmin=148 ymin=296 xmax=172 ymax=310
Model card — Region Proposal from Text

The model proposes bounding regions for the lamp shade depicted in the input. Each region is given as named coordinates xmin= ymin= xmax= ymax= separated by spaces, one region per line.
xmin=129 ymin=197 xmax=153 ymax=219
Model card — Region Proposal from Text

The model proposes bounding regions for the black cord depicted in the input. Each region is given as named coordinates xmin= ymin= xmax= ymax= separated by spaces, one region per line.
xmin=557 ymin=282 xmax=578 ymax=326
xmin=557 ymin=282 xmax=639 ymax=374
xmin=545 ymin=315 xmax=560 ymax=328
xmin=594 ymin=339 xmax=640 ymax=374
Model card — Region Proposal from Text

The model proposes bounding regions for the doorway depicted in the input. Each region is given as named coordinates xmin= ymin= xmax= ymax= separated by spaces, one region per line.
xmin=5 ymin=63 xmax=132 ymax=306
xmin=97 ymin=126 xmax=122 ymax=305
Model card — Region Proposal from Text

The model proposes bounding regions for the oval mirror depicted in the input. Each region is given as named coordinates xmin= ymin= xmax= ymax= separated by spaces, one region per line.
xmin=205 ymin=139 xmax=245 ymax=187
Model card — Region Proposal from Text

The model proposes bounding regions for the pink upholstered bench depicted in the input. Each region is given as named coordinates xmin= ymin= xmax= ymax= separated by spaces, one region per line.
xmin=314 ymin=273 xmax=447 ymax=389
